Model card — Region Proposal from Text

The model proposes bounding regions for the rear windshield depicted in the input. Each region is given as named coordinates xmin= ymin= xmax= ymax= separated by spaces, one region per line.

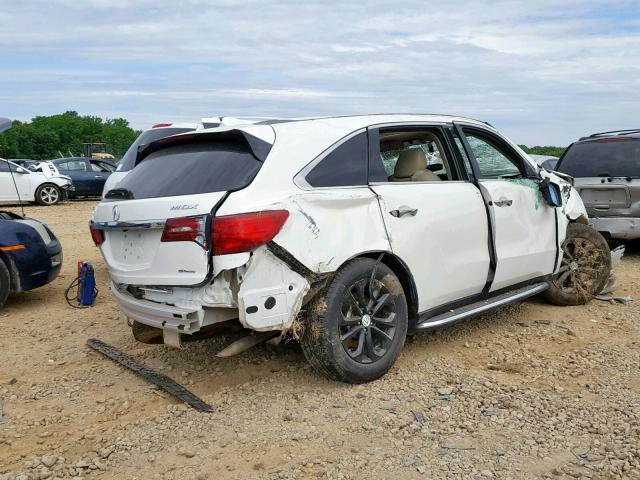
xmin=558 ymin=139 xmax=640 ymax=177
xmin=117 ymin=127 xmax=193 ymax=172
xmin=111 ymin=139 xmax=262 ymax=199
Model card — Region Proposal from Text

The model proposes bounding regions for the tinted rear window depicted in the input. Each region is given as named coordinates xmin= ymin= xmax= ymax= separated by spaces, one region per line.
xmin=558 ymin=139 xmax=640 ymax=177
xmin=117 ymin=127 xmax=193 ymax=172
xmin=113 ymin=140 xmax=262 ymax=199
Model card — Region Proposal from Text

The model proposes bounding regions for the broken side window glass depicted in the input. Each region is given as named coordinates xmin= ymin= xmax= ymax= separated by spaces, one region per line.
xmin=464 ymin=134 xmax=522 ymax=179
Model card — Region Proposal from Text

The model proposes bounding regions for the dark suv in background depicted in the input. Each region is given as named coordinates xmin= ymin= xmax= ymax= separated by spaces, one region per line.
xmin=556 ymin=130 xmax=640 ymax=241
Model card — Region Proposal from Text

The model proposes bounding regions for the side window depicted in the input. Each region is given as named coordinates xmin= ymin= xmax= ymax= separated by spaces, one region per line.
xmin=90 ymin=161 xmax=114 ymax=172
xmin=305 ymin=132 xmax=368 ymax=187
xmin=60 ymin=160 xmax=88 ymax=171
xmin=0 ymin=160 xmax=9 ymax=173
xmin=377 ymin=128 xmax=453 ymax=182
xmin=464 ymin=133 xmax=522 ymax=179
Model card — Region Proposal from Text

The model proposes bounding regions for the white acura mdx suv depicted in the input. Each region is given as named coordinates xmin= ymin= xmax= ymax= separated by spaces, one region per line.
xmin=91 ymin=114 xmax=611 ymax=383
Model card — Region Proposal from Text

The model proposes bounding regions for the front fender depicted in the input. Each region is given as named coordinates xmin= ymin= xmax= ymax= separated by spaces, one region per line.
xmin=542 ymin=170 xmax=588 ymax=223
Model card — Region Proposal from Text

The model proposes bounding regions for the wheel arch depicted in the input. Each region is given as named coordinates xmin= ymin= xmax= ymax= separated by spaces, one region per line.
xmin=0 ymin=251 xmax=21 ymax=292
xmin=345 ymin=250 xmax=419 ymax=324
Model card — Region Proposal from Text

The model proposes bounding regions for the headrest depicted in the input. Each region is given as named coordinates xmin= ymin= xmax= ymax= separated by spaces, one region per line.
xmin=394 ymin=148 xmax=427 ymax=178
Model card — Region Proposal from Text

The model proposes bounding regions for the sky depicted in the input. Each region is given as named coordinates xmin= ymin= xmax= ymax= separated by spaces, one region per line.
xmin=1 ymin=0 xmax=639 ymax=146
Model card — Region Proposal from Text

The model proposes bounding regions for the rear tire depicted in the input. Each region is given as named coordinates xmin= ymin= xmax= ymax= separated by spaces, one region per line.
xmin=35 ymin=184 xmax=62 ymax=206
xmin=0 ymin=259 xmax=10 ymax=308
xmin=544 ymin=223 xmax=611 ymax=306
xmin=131 ymin=320 xmax=163 ymax=344
xmin=300 ymin=258 xmax=408 ymax=383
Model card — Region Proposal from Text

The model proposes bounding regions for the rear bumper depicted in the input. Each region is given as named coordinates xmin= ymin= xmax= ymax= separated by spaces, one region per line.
xmin=111 ymin=282 xmax=205 ymax=334
xmin=590 ymin=217 xmax=640 ymax=239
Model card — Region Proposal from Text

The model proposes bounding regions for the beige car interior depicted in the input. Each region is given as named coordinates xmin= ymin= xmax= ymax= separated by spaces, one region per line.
xmin=381 ymin=131 xmax=451 ymax=182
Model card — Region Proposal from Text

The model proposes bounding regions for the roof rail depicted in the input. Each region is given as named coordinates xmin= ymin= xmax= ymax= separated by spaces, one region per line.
xmin=582 ymin=128 xmax=640 ymax=140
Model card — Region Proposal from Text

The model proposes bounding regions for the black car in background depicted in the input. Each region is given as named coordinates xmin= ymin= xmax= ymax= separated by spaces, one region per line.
xmin=556 ymin=129 xmax=640 ymax=241
xmin=52 ymin=157 xmax=116 ymax=197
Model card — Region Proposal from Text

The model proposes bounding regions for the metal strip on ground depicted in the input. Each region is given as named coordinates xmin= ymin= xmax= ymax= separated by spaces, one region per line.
xmin=86 ymin=338 xmax=215 ymax=413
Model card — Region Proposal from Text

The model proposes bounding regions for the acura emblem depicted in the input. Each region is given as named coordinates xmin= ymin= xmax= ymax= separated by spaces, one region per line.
xmin=112 ymin=205 xmax=120 ymax=221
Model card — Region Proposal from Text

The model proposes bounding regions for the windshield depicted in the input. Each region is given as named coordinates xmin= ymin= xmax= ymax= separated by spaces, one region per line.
xmin=117 ymin=127 xmax=194 ymax=172
xmin=558 ymin=139 xmax=640 ymax=177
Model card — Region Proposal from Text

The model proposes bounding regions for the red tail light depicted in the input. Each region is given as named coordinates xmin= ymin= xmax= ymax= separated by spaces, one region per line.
xmin=89 ymin=225 xmax=104 ymax=246
xmin=161 ymin=216 xmax=207 ymax=248
xmin=212 ymin=210 xmax=289 ymax=255
xmin=152 ymin=123 xmax=173 ymax=128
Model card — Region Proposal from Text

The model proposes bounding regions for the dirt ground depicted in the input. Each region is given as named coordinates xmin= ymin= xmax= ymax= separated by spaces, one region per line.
xmin=0 ymin=201 xmax=639 ymax=480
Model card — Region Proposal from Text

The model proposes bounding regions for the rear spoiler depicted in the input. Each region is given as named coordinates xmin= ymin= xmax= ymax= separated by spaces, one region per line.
xmin=136 ymin=129 xmax=273 ymax=164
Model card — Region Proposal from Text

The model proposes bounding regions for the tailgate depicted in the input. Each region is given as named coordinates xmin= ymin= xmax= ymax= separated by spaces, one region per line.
xmin=93 ymin=193 xmax=225 ymax=286
xmin=577 ymin=183 xmax=631 ymax=213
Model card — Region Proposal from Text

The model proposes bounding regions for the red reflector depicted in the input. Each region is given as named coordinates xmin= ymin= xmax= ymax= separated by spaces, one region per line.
xmin=161 ymin=216 xmax=207 ymax=248
xmin=213 ymin=210 xmax=289 ymax=255
xmin=89 ymin=225 xmax=104 ymax=246
xmin=152 ymin=123 xmax=173 ymax=128
xmin=159 ymin=133 xmax=195 ymax=144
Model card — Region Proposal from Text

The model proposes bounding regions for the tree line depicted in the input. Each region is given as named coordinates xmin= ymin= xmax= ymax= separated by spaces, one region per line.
xmin=0 ymin=111 xmax=141 ymax=160
xmin=518 ymin=144 xmax=566 ymax=158
xmin=0 ymin=111 xmax=568 ymax=161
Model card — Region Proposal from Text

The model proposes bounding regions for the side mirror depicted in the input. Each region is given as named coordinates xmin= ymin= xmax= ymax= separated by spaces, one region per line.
xmin=15 ymin=167 xmax=28 ymax=174
xmin=539 ymin=178 xmax=563 ymax=207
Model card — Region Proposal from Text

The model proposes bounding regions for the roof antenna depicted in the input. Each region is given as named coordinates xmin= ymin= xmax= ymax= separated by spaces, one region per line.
xmin=0 ymin=118 xmax=25 ymax=217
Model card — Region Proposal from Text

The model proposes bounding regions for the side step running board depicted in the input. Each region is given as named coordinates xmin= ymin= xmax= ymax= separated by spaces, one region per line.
xmin=415 ymin=282 xmax=549 ymax=331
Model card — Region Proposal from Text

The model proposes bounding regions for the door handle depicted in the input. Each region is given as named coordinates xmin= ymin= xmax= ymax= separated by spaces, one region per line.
xmin=493 ymin=198 xmax=513 ymax=207
xmin=389 ymin=206 xmax=418 ymax=218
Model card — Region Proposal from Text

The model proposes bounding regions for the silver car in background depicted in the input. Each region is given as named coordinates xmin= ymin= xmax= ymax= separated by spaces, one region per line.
xmin=556 ymin=129 xmax=640 ymax=240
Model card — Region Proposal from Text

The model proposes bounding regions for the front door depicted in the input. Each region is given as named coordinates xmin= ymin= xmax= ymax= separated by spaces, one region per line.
xmin=368 ymin=125 xmax=491 ymax=312
xmin=88 ymin=160 xmax=115 ymax=195
xmin=458 ymin=127 xmax=558 ymax=291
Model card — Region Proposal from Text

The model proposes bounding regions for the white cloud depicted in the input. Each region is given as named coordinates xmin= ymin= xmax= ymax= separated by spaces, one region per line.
xmin=1 ymin=0 xmax=639 ymax=144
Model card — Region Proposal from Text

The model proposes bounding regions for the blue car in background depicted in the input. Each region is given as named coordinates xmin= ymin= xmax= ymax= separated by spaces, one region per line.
xmin=52 ymin=157 xmax=116 ymax=197
xmin=0 ymin=118 xmax=63 ymax=307
xmin=0 ymin=210 xmax=63 ymax=307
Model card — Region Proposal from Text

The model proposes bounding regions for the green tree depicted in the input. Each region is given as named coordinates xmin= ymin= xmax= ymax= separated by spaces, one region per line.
xmin=518 ymin=144 xmax=567 ymax=158
xmin=0 ymin=111 xmax=141 ymax=160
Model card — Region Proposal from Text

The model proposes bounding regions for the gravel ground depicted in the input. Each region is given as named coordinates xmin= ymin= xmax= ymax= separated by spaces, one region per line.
xmin=0 ymin=200 xmax=639 ymax=480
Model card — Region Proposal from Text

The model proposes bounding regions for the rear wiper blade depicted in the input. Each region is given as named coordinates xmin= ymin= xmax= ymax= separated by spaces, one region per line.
xmin=105 ymin=188 xmax=134 ymax=199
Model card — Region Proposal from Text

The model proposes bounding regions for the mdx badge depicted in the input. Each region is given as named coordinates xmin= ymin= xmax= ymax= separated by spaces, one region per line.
xmin=170 ymin=204 xmax=199 ymax=211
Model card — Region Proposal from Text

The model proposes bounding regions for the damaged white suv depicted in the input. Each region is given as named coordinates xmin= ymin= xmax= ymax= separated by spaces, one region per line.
xmin=91 ymin=115 xmax=611 ymax=383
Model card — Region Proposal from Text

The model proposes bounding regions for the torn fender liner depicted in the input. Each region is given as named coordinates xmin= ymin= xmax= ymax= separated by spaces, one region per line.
xmin=86 ymin=338 xmax=214 ymax=413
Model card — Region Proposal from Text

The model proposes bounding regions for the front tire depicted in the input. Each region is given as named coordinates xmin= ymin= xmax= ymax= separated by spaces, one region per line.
xmin=35 ymin=184 xmax=62 ymax=206
xmin=544 ymin=223 xmax=611 ymax=306
xmin=301 ymin=258 xmax=408 ymax=383
xmin=0 ymin=259 xmax=10 ymax=308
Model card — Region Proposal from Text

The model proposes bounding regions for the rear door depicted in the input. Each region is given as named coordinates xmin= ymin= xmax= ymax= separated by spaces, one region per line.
xmin=456 ymin=125 xmax=557 ymax=291
xmin=57 ymin=159 xmax=92 ymax=194
xmin=92 ymin=129 xmax=272 ymax=286
xmin=368 ymin=124 xmax=491 ymax=312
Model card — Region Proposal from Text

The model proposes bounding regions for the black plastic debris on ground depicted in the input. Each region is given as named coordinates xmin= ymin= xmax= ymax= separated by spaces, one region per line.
xmin=86 ymin=338 xmax=214 ymax=413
